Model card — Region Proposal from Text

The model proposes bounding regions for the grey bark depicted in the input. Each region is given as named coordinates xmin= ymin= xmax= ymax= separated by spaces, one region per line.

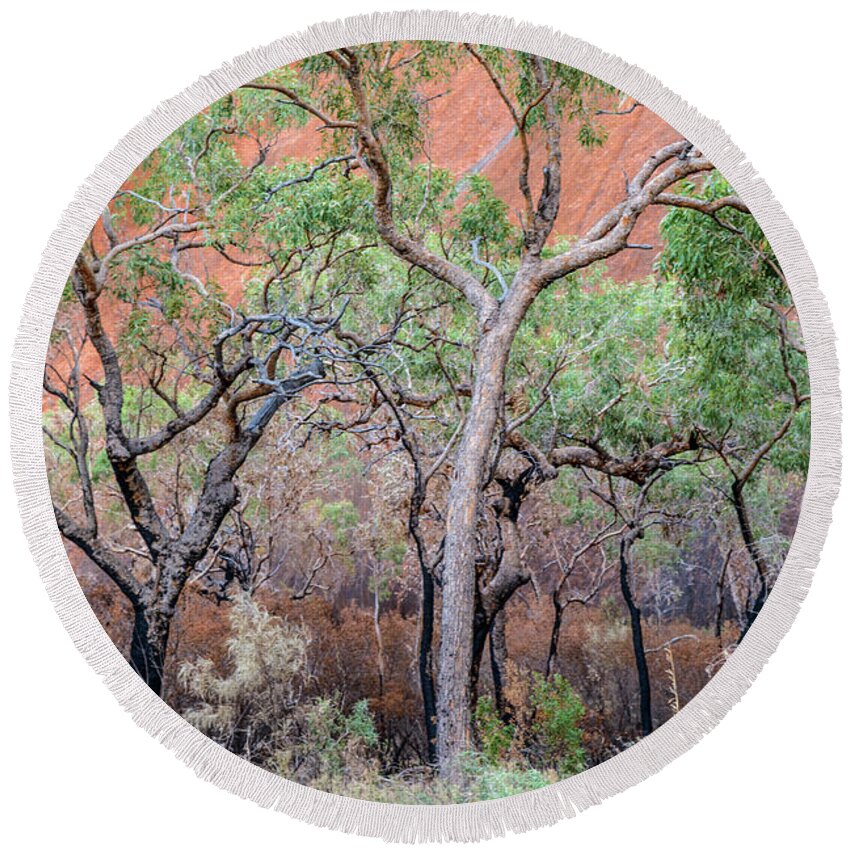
xmin=53 ymin=254 xmax=328 ymax=695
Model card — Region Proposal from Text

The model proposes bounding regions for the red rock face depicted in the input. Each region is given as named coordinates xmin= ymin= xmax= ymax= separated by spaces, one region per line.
xmin=235 ymin=51 xmax=681 ymax=286
xmin=416 ymin=54 xmax=678 ymax=281
xmin=47 ymin=50 xmax=689 ymax=401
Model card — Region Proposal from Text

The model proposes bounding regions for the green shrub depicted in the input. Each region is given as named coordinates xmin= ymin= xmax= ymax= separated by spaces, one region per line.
xmin=529 ymin=672 xmax=586 ymax=776
xmin=277 ymin=696 xmax=380 ymax=787
xmin=474 ymin=671 xmax=587 ymax=780
xmin=474 ymin=696 xmax=515 ymax=764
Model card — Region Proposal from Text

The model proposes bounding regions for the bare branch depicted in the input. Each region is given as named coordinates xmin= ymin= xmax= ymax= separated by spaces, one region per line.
xmin=653 ymin=192 xmax=749 ymax=215
xmin=470 ymin=237 xmax=508 ymax=300
xmin=240 ymin=81 xmax=357 ymax=130
xmin=259 ymin=155 xmax=358 ymax=205
xmin=53 ymin=505 xmax=144 ymax=605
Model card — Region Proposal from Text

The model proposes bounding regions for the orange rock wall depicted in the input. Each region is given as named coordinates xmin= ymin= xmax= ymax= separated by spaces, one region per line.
xmin=50 ymin=52 xmax=686 ymax=401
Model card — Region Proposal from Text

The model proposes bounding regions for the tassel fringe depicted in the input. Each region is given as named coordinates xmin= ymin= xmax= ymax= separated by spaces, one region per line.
xmin=8 ymin=10 xmax=841 ymax=842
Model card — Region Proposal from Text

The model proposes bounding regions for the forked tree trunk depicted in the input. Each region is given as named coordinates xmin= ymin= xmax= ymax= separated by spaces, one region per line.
xmin=128 ymin=554 xmax=192 ymax=696
xmin=469 ymin=589 xmax=515 ymax=720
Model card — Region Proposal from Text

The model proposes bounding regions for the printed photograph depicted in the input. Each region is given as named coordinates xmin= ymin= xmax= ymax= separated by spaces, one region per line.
xmin=43 ymin=41 xmax=809 ymax=802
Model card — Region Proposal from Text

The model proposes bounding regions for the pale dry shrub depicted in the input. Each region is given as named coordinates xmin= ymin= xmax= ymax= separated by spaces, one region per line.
xmin=179 ymin=593 xmax=381 ymax=790
xmin=179 ymin=593 xmax=309 ymax=764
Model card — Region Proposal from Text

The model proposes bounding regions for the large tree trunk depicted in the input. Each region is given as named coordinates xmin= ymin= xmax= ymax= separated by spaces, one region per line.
xmin=620 ymin=536 xmax=653 ymax=737
xmin=129 ymin=605 xmax=170 ymax=696
xmin=127 ymin=549 xmax=199 ymax=696
xmin=436 ymin=331 xmax=511 ymax=777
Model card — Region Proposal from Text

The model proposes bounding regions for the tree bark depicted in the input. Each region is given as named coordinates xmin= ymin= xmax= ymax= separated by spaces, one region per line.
xmin=418 ymin=564 xmax=438 ymax=764
xmin=449 ymin=461 xmax=532 ymax=765
xmin=470 ymin=586 xmax=515 ymax=720
xmin=470 ymin=600 xmax=490 ymax=709
xmin=545 ymin=595 xmax=565 ymax=680
xmin=129 ymin=605 xmax=170 ymax=695
xmin=620 ymin=535 xmax=653 ymax=737
xmin=488 ymin=609 xmax=509 ymax=720
xmin=436 ymin=330 xmax=512 ymax=776
xmin=714 ymin=549 xmax=732 ymax=643
xmin=373 ymin=581 xmax=386 ymax=700
xmin=732 ymin=481 xmax=770 ymax=641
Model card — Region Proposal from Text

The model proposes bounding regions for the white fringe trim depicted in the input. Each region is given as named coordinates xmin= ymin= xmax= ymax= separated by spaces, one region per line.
xmin=8 ymin=10 xmax=841 ymax=843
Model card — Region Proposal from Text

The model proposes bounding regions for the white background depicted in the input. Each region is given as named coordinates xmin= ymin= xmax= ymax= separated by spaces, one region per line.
xmin=1 ymin=1 xmax=847 ymax=846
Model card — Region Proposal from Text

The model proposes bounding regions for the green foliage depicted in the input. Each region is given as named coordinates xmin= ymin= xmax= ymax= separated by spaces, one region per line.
xmin=528 ymin=673 xmax=586 ymax=776
xmin=471 ymin=45 xmax=614 ymax=148
xmin=318 ymin=499 xmax=360 ymax=545
xmin=90 ymin=449 xmax=111 ymax=485
xmin=274 ymin=697 xmax=379 ymax=784
xmin=320 ymin=753 xmax=554 ymax=804
xmin=474 ymin=673 xmax=586 ymax=779
xmin=292 ymin=41 xmax=459 ymax=163
xmin=224 ymin=167 xmax=375 ymax=256
xmin=458 ymin=175 xmax=515 ymax=248
xmin=393 ymin=163 xmax=456 ymax=230
xmin=123 ymin=83 xmax=303 ymax=228
xmin=474 ymin=696 xmax=515 ymax=763
xmin=509 ymin=271 xmax=687 ymax=454
xmin=378 ymin=539 xmax=407 ymax=567
xmin=658 ymin=174 xmax=787 ymax=307
xmin=658 ymin=171 xmax=809 ymax=473
xmin=456 ymin=753 xmax=552 ymax=800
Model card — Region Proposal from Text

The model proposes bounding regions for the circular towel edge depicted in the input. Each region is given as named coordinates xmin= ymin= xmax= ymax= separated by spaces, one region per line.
xmin=8 ymin=9 xmax=842 ymax=843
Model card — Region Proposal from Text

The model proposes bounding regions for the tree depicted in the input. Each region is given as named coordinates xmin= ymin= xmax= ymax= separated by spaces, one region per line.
xmin=659 ymin=174 xmax=810 ymax=639
xmin=45 ymin=269 xmax=342 ymax=693
xmin=44 ymin=89 xmax=384 ymax=694
xmin=243 ymin=43 xmax=747 ymax=775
